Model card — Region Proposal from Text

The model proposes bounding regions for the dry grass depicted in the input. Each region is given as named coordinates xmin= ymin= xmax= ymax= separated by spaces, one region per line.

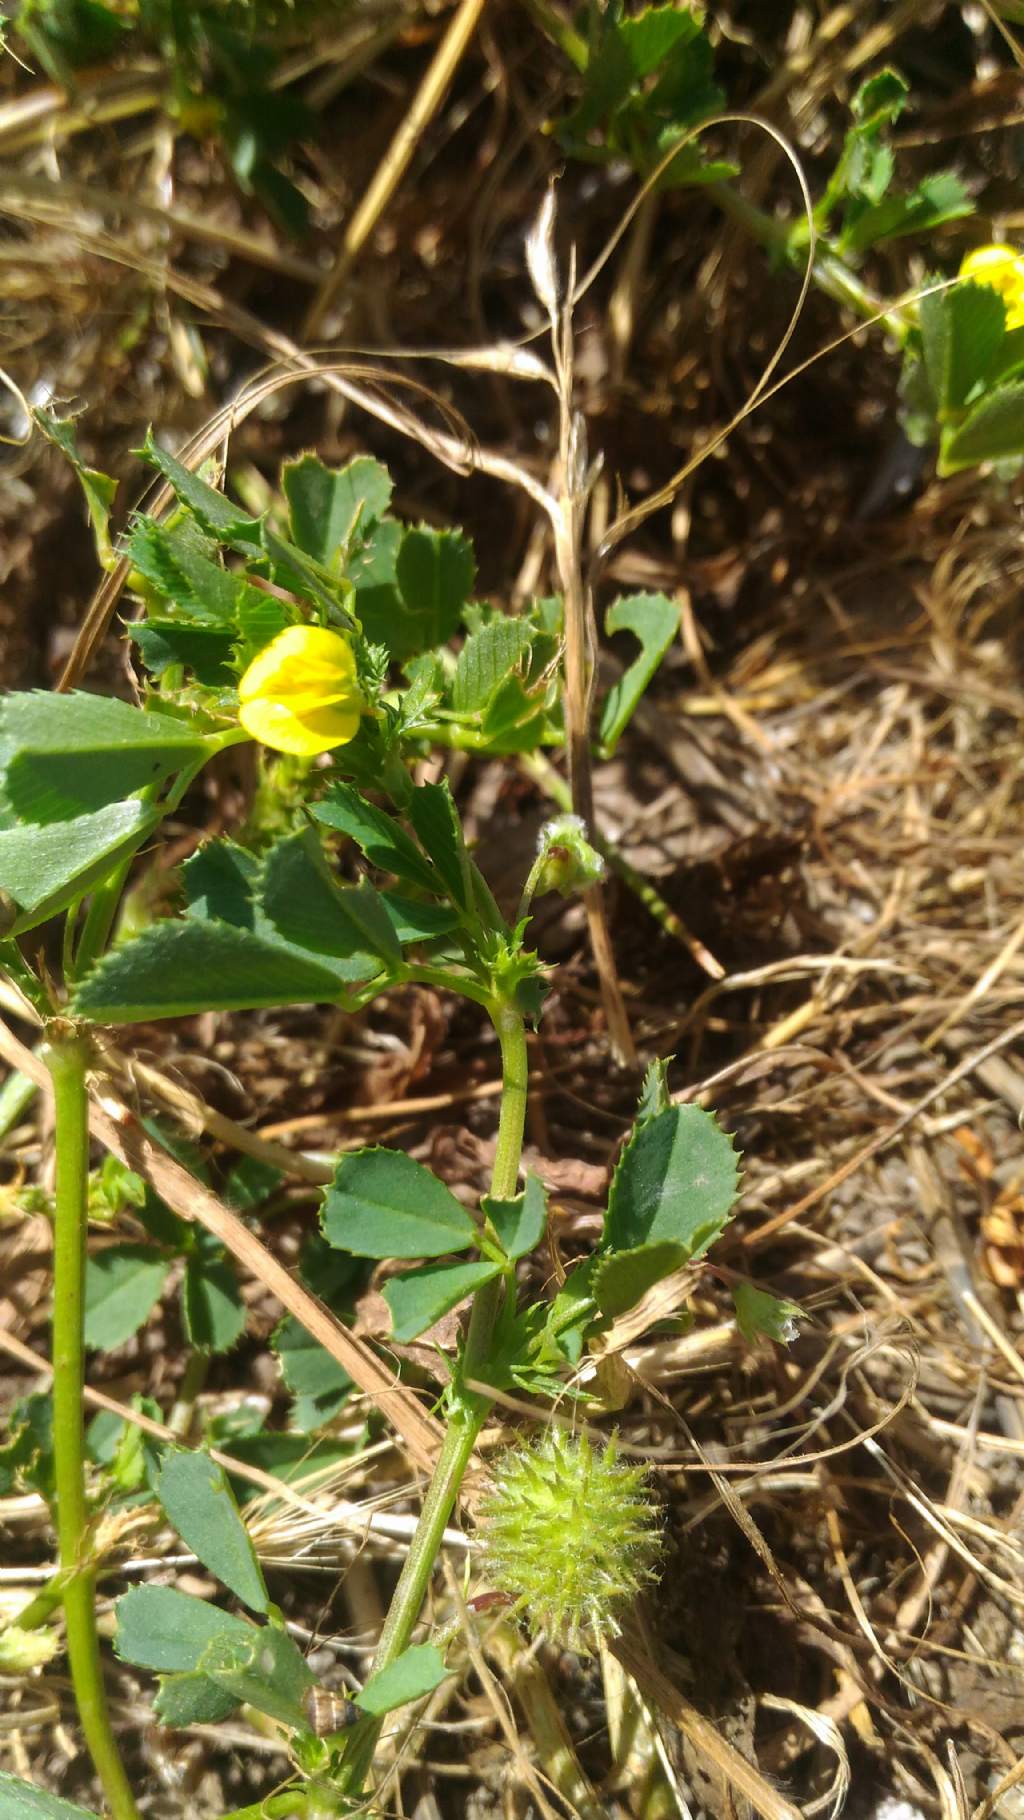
xmin=2 ymin=1 xmax=1024 ymax=1815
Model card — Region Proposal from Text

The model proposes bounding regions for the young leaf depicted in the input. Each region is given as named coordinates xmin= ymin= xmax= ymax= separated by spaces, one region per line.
xmin=481 ymin=1174 xmax=548 ymax=1260
xmin=313 ymin=782 xmax=441 ymax=895
xmin=273 ymin=1315 xmax=353 ymax=1430
xmin=33 ymin=410 xmax=117 ymax=569
xmin=83 ymin=1246 xmax=170 ymax=1350
xmin=153 ymin=1673 xmax=240 ymax=1728
xmin=72 ymin=917 xmax=366 ymax=1023
xmin=115 ymin=1584 xmax=255 ymax=1673
xmin=283 ymin=454 xmax=393 ymax=568
xmin=394 ymin=526 xmax=475 ymax=652
xmin=408 ymin=781 xmax=469 ymax=909
xmin=354 ymin=1643 xmax=447 ymax=1716
xmin=0 ymin=1772 xmax=102 ymax=1819
xmin=733 ymin=1283 xmax=805 ymax=1346
xmin=636 ymin=1057 xmax=672 ymax=1125
xmin=156 ymin=1449 xmax=269 ymax=1613
xmin=383 ymin=1259 xmax=501 ymax=1343
xmin=138 ymin=431 xmax=261 ymax=548
xmin=322 ymin=1147 xmax=476 ymax=1258
xmin=597 ymin=594 xmax=679 ymax=756
xmin=840 ymin=170 xmax=971 ymax=253
xmin=604 ymin=1105 xmax=740 ymax=1259
xmin=196 ymin=1616 xmax=314 ymax=1732
xmin=182 ymin=1255 xmax=246 ymax=1352
xmin=0 ymin=690 xmax=208 ymax=822
xmin=451 ymin=619 xmax=533 ymax=716
xmin=127 ymin=517 xmax=262 ymax=626
xmin=939 ymin=381 xmax=1024 ymax=472
xmin=592 ymin=1241 xmax=689 ymax=1317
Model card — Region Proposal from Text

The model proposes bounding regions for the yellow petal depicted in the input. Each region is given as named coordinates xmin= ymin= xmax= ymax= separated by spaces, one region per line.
xmin=237 ymin=625 xmax=363 ymax=755
xmin=959 ymin=244 xmax=1024 ymax=327
xmin=238 ymin=625 xmax=358 ymax=706
xmin=238 ymin=695 xmax=362 ymax=756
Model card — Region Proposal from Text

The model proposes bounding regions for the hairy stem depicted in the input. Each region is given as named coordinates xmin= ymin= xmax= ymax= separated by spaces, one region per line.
xmin=45 ymin=1025 xmax=140 ymax=1820
xmin=336 ymin=1003 xmax=529 ymax=1796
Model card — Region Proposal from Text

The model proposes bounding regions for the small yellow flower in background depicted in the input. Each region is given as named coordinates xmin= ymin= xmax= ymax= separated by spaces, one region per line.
xmin=959 ymin=244 xmax=1024 ymax=329
xmin=238 ymin=625 xmax=363 ymax=756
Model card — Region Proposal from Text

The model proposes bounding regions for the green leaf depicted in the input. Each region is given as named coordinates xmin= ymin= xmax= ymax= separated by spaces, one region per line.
xmin=132 ymin=621 xmax=236 ymax=686
xmin=939 ymin=381 xmax=1024 ymax=472
xmin=156 ymin=1449 xmax=269 ymax=1613
xmin=481 ymin=1174 xmax=547 ymax=1259
xmin=604 ymin=1104 xmax=740 ymax=1259
xmin=0 ymin=690 xmax=207 ymax=822
xmin=636 ymin=1056 xmax=672 ymax=1125
xmin=850 ymin=67 xmax=908 ymax=131
xmin=196 ymin=1615 xmax=314 ymax=1732
xmin=592 ymin=1240 xmax=689 ymax=1316
xmin=0 ymin=1770 xmax=102 ymax=1818
xmin=182 ymin=1256 xmax=246 ymax=1352
xmin=598 ymin=593 xmax=679 ymax=756
xmin=283 ymin=454 xmax=393 ymax=568
xmin=259 ymin=831 xmax=399 ymax=972
xmin=153 ymin=1673 xmax=240 ymax=1727
xmin=840 ymin=171 xmax=971 ymax=253
xmin=116 ymin=1586 xmax=313 ymax=1729
xmin=83 ymin=1245 xmax=170 ymax=1349
xmin=395 ymin=526 xmax=475 ymax=654
xmin=733 ymin=1282 xmax=805 ymax=1346
xmin=379 ymin=892 xmax=461 ymax=944
xmin=408 ymin=781 xmax=469 ymax=909
xmin=355 ymin=1644 xmax=447 ymax=1716
xmin=222 ymin=1432 xmax=355 ymax=1498
xmin=313 ymin=783 xmax=441 ymax=895
xmin=0 ymin=1393 xmax=55 ymax=1502
xmin=33 ymin=410 xmax=117 ymax=570
xmin=383 ymin=1259 xmax=500 ymax=1343
xmin=451 ymin=619 xmax=533 ymax=715
xmin=138 ymin=432 xmax=261 ymax=548
xmin=0 ymin=801 xmax=158 ymax=936
xmin=127 ymin=518 xmax=262 ymax=626
xmin=72 ymin=917 xmax=364 ymax=1023
xmin=273 ymin=1315 xmax=353 ymax=1430
xmin=322 ymin=1147 xmax=476 ymax=1259
xmin=920 ymin=283 xmax=1006 ymax=414
xmin=183 ymin=839 xmax=258 ymax=922
xmin=115 ymin=1584 xmax=255 ymax=1673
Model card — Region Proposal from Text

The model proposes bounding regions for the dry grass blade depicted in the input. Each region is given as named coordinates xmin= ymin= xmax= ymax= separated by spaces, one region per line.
xmin=0 ymin=1017 xmax=444 ymax=1472
xmin=611 ymin=1631 xmax=802 ymax=1820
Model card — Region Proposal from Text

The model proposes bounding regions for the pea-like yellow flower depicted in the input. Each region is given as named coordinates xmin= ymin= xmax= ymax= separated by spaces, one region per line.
xmin=238 ymin=625 xmax=363 ymax=756
xmin=959 ymin=244 xmax=1024 ymax=330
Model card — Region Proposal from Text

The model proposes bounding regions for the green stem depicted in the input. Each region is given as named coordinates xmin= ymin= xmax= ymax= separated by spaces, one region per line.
xmin=44 ymin=1025 xmax=140 ymax=1820
xmin=336 ymin=1003 xmax=529 ymax=1797
xmin=218 ymin=1796 xmax=309 ymax=1820
xmin=708 ymin=181 xmax=915 ymax=345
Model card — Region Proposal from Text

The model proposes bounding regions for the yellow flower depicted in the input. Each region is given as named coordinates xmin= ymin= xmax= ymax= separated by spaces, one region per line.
xmin=959 ymin=244 xmax=1024 ymax=330
xmin=238 ymin=625 xmax=363 ymax=756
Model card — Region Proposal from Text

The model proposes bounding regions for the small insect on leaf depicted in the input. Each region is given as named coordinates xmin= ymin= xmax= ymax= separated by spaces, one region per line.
xmin=303 ymin=1685 xmax=361 ymax=1736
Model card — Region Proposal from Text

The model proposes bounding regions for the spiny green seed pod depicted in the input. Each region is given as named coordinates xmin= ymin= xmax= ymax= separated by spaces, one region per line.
xmin=476 ymin=1430 xmax=662 ymax=1653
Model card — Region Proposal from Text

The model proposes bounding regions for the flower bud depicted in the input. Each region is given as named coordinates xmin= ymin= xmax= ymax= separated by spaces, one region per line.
xmin=238 ymin=626 xmax=363 ymax=757
xmin=533 ymin=815 xmax=604 ymax=900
